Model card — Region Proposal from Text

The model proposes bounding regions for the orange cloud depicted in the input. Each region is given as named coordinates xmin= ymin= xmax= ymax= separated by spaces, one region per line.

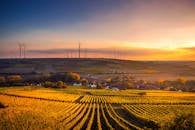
xmin=5 ymin=47 xmax=190 ymax=60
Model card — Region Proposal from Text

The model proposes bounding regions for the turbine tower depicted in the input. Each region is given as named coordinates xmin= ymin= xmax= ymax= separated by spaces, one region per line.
xmin=78 ymin=42 xmax=81 ymax=59
xmin=18 ymin=43 xmax=26 ymax=59
xmin=18 ymin=43 xmax=22 ymax=58
xmin=23 ymin=43 xmax=26 ymax=58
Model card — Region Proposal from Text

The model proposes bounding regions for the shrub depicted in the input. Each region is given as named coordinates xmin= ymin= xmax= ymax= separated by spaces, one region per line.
xmin=65 ymin=72 xmax=80 ymax=82
xmin=61 ymin=83 xmax=67 ymax=88
xmin=164 ymin=113 xmax=194 ymax=130
xmin=169 ymin=87 xmax=177 ymax=91
xmin=177 ymin=77 xmax=186 ymax=85
xmin=0 ymin=76 xmax=6 ymax=83
xmin=57 ymin=81 xmax=63 ymax=87
xmin=0 ymin=76 xmax=6 ymax=86
xmin=105 ymin=77 xmax=112 ymax=83
xmin=7 ymin=75 xmax=23 ymax=86
xmin=7 ymin=75 xmax=22 ymax=83
xmin=0 ymin=102 xmax=6 ymax=108
xmin=81 ymin=78 xmax=88 ymax=86
xmin=125 ymin=82 xmax=134 ymax=89
xmin=43 ymin=81 xmax=55 ymax=88
xmin=97 ymin=83 xmax=104 ymax=89
xmin=56 ymin=81 xmax=66 ymax=88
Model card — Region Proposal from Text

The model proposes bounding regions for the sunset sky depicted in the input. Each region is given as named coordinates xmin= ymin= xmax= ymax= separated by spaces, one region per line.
xmin=0 ymin=0 xmax=195 ymax=60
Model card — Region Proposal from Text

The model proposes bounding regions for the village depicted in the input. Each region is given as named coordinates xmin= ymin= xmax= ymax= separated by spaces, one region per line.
xmin=1 ymin=71 xmax=194 ymax=92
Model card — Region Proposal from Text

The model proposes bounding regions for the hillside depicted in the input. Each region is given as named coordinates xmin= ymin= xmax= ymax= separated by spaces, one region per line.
xmin=0 ymin=58 xmax=195 ymax=81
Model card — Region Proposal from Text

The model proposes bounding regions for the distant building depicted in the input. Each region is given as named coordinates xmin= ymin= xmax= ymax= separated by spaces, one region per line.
xmin=105 ymin=86 xmax=110 ymax=89
xmin=112 ymin=87 xmax=119 ymax=91
xmin=89 ymin=84 xmax=97 ymax=88
xmin=73 ymin=83 xmax=82 ymax=86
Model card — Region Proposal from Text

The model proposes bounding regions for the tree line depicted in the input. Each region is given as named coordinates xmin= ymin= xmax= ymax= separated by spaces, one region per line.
xmin=0 ymin=73 xmax=194 ymax=91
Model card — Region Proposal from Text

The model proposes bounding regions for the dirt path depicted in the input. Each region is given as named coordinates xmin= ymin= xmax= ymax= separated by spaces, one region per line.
xmin=75 ymin=95 xmax=84 ymax=103
xmin=112 ymin=104 xmax=159 ymax=129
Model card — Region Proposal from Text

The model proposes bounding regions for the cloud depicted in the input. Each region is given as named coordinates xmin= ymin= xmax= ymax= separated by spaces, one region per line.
xmin=28 ymin=47 xmax=168 ymax=56
xmin=181 ymin=47 xmax=195 ymax=51
xmin=1 ymin=0 xmax=195 ymax=60
xmin=26 ymin=47 xmax=180 ymax=60
xmin=2 ymin=0 xmax=195 ymax=50
xmin=1 ymin=46 xmax=195 ymax=60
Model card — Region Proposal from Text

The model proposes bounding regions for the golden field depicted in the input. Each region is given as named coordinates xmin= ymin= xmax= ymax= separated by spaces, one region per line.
xmin=0 ymin=86 xmax=194 ymax=130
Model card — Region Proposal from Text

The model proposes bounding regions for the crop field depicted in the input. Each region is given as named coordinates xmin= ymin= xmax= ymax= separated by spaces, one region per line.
xmin=0 ymin=86 xmax=194 ymax=130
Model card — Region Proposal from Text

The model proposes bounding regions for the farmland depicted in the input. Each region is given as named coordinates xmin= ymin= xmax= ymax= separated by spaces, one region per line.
xmin=0 ymin=86 xmax=194 ymax=130
xmin=2 ymin=0 xmax=195 ymax=129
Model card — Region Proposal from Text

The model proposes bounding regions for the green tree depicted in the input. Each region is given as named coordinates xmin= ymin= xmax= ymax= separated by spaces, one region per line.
xmin=97 ymin=83 xmax=104 ymax=89
xmin=105 ymin=77 xmax=112 ymax=83
xmin=57 ymin=81 xmax=64 ymax=88
xmin=41 ymin=73 xmax=51 ymax=82
xmin=0 ymin=76 xmax=6 ymax=83
xmin=124 ymin=82 xmax=134 ymax=89
xmin=175 ymin=77 xmax=187 ymax=91
xmin=7 ymin=75 xmax=22 ymax=83
xmin=81 ymin=78 xmax=88 ymax=86
xmin=186 ymin=80 xmax=195 ymax=92
xmin=177 ymin=77 xmax=186 ymax=86
xmin=66 ymin=72 xmax=80 ymax=82
xmin=43 ymin=81 xmax=55 ymax=88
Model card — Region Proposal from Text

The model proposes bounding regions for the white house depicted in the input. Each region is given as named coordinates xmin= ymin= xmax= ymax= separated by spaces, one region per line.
xmin=89 ymin=84 xmax=97 ymax=88
xmin=73 ymin=83 xmax=82 ymax=86
xmin=105 ymin=86 xmax=110 ymax=89
xmin=112 ymin=87 xmax=119 ymax=91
